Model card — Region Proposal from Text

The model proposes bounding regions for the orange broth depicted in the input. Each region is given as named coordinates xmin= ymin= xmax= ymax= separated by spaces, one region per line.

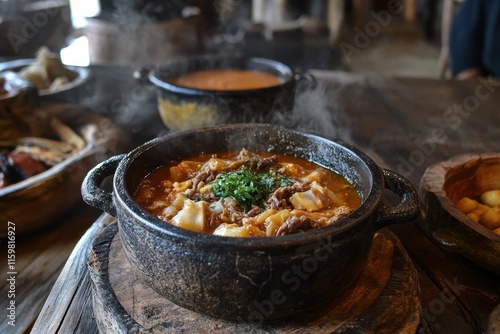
xmin=168 ymin=70 xmax=282 ymax=91
xmin=134 ymin=151 xmax=361 ymax=237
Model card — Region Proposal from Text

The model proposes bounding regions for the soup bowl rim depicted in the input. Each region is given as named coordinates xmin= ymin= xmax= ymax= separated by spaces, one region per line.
xmin=147 ymin=55 xmax=296 ymax=97
xmin=111 ymin=124 xmax=386 ymax=247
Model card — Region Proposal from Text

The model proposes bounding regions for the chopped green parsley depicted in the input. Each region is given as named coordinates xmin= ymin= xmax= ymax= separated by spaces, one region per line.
xmin=210 ymin=167 xmax=292 ymax=211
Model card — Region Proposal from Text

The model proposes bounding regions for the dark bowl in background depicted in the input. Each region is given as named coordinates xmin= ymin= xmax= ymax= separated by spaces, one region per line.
xmin=82 ymin=124 xmax=419 ymax=323
xmin=143 ymin=55 xmax=310 ymax=131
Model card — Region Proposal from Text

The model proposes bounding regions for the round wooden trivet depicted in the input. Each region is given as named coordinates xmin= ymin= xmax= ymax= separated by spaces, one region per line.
xmin=88 ymin=223 xmax=421 ymax=333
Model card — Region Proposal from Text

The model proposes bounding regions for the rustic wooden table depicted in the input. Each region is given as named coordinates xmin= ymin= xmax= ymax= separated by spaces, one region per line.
xmin=1 ymin=69 xmax=499 ymax=333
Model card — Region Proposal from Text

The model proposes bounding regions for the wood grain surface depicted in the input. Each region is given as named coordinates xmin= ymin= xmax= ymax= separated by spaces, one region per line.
xmin=0 ymin=206 xmax=103 ymax=334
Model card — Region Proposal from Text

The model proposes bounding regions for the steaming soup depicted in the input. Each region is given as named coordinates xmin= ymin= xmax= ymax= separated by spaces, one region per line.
xmin=168 ymin=69 xmax=282 ymax=91
xmin=134 ymin=149 xmax=361 ymax=237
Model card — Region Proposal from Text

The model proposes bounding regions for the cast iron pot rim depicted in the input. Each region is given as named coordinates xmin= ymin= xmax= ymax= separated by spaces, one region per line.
xmin=148 ymin=55 xmax=295 ymax=97
xmin=114 ymin=124 xmax=384 ymax=248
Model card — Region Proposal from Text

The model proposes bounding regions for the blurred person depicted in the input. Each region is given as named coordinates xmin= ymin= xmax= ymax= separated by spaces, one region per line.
xmin=449 ymin=0 xmax=500 ymax=79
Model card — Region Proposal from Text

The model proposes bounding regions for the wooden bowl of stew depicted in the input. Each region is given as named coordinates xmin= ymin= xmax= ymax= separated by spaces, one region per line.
xmin=82 ymin=124 xmax=419 ymax=323
xmin=419 ymin=153 xmax=500 ymax=274
xmin=142 ymin=55 xmax=304 ymax=131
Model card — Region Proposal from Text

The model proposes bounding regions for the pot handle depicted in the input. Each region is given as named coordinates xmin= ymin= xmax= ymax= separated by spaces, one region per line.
xmin=374 ymin=169 xmax=420 ymax=230
xmin=133 ymin=66 xmax=153 ymax=85
xmin=81 ymin=154 xmax=125 ymax=217
xmin=294 ymin=68 xmax=317 ymax=90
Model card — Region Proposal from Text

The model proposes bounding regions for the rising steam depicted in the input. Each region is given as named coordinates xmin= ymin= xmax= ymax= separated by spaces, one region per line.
xmin=272 ymin=78 xmax=354 ymax=144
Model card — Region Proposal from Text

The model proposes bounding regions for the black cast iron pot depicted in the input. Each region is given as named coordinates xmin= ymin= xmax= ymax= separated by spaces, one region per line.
xmin=82 ymin=124 xmax=419 ymax=324
xmin=141 ymin=55 xmax=312 ymax=131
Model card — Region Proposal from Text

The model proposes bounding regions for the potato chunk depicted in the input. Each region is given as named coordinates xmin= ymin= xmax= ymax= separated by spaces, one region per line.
xmin=289 ymin=182 xmax=330 ymax=212
xmin=480 ymin=190 xmax=500 ymax=207
xmin=171 ymin=199 xmax=206 ymax=232
xmin=161 ymin=193 xmax=187 ymax=219
xmin=479 ymin=207 xmax=500 ymax=230
xmin=213 ymin=223 xmax=265 ymax=237
xmin=455 ymin=197 xmax=479 ymax=214
xmin=265 ymin=210 xmax=293 ymax=236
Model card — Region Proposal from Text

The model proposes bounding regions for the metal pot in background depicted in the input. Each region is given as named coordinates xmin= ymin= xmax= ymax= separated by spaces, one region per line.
xmin=83 ymin=1 xmax=203 ymax=66
xmin=140 ymin=54 xmax=315 ymax=131
xmin=83 ymin=13 xmax=203 ymax=66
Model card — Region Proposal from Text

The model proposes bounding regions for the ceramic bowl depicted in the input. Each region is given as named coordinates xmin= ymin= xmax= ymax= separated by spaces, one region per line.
xmin=0 ymin=58 xmax=93 ymax=104
xmin=419 ymin=152 xmax=500 ymax=275
xmin=142 ymin=55 xmax=313 ymax=131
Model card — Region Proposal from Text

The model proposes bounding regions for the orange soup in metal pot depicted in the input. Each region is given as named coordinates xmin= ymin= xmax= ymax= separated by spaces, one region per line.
xmin=168 ymin=69 xmax=282 ymax=91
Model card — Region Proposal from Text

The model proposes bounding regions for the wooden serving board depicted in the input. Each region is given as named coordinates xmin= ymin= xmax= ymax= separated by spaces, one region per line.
xmin=88 ymin=223 xmax=421 ymax=334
